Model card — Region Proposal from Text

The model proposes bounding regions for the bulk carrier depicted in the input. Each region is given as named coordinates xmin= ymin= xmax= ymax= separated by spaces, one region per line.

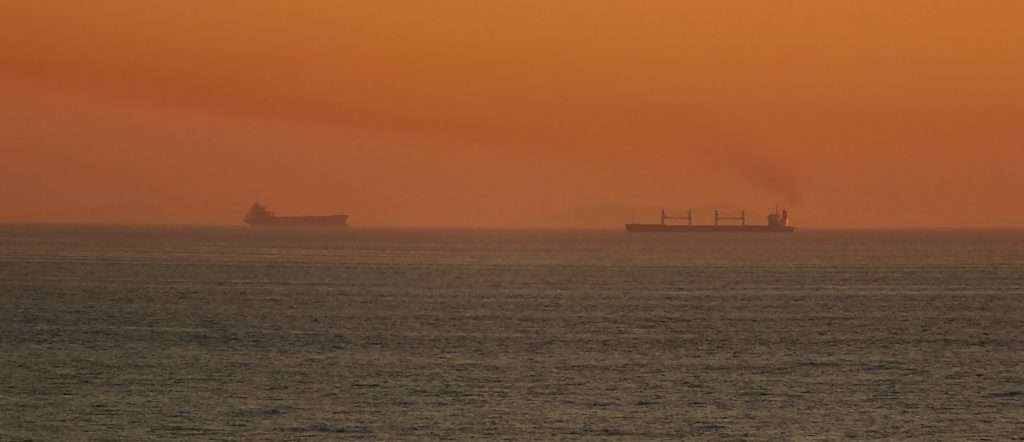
xmin=626 ymin=207 xmax=794 ymax=233
xmin=243 ymin=203 xmax=348 ymax=227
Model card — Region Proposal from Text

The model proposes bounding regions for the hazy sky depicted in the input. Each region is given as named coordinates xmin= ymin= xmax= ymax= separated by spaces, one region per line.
xmin=2 ymin=1 xmax=1022 ymax=227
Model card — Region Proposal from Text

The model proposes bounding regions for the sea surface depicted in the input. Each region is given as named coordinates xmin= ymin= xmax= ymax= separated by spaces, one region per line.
xmin=1 ymin=225 xmax=1022 ymax=440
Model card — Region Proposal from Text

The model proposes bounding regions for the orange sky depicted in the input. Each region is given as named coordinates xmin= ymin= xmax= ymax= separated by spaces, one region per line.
xmin=2 ymin=1 xmax=1022 ymax=227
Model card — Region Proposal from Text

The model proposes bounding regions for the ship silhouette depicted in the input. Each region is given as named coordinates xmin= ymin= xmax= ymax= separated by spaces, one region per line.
xmin=626 ymin=206 xmax=794 ymax=233
xmin=243 ymin=203 xmax=348 ymax=227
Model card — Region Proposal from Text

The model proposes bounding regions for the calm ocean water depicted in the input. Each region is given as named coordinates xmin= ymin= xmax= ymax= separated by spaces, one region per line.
xmin=1 ymin=225 xmax=1022 ymax=440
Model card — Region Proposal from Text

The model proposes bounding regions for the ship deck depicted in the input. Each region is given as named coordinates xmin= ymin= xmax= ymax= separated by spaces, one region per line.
xmin=625 ymin=224 xmax=794 ymax=233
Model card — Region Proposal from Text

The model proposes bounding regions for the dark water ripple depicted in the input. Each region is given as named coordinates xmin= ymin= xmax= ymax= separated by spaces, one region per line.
xmin=1 ymin=226 xmax=1023 ymax=440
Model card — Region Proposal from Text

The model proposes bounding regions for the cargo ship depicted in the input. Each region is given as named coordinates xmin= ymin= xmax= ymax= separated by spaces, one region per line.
xmin=626 ymin=207 xmax=794 ymax=233
xmin=243 ymin=203 xmax=348 ymax=227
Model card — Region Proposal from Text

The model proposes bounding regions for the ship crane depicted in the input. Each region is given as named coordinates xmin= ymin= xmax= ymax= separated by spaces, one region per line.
xmin=660 ymin=209 xmax=693 ymax=226
xmin=714 ymin=210 xmax=746 ymax=226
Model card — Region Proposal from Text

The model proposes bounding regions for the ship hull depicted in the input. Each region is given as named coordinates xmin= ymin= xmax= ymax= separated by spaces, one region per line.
xmin=626 ymin=224 xmax=794 ymax=233
xmin=246 ymin=215 xmax=349 ymax=227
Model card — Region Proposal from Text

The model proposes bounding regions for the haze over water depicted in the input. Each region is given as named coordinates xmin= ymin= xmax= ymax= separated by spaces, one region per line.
xmin=4 ymin=2 xmax=1024 ymax=228
xmin=2 ymin=225 xmax=1022 ymax=440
